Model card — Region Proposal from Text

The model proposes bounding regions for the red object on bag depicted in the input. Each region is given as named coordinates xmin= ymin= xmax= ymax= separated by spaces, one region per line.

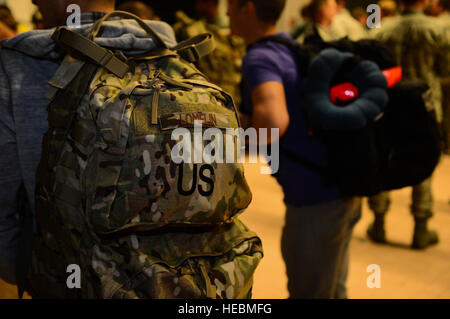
xmin=330 ymin=82 xmax=359 ymax=104
xmin=382 ymin=66 xmax=403 ymax=88
xmin=329 ymin=66 xmax=402 ymax=104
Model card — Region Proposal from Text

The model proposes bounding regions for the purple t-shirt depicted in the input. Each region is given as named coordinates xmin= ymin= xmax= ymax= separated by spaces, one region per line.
xmin=242 ymin=32 xmax=341 ymax=206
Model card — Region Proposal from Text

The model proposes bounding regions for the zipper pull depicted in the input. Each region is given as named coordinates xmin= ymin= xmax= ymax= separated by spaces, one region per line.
xmin=148 ymin=70 xmax=161 ymax=87
xmin=151 ymin=85 xmax=161 ymax=125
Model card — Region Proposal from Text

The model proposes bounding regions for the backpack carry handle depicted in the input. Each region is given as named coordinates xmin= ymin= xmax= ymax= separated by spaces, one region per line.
xmin=88 ymin=10 xmax=168 ymax=49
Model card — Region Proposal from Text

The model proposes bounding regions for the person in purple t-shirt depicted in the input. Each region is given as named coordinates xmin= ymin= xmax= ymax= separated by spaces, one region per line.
xmin=227 ymin=0 xmax=362 ymax=298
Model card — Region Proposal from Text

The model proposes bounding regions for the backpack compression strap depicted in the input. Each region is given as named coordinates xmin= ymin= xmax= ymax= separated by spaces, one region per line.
xmin=52 ymin=27 xmax=215 ymax=77
xmin=52 ymin=27 xmax=129 ymax=78
xmin=172 ymin=33 xmax=216 ymax=63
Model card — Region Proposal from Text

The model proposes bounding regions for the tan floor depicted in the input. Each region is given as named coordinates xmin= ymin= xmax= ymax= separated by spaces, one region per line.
xmin=1 ymin=157 xmax=449 ymax=299
xmin=241 ymin=156 xmax=450 ymax=299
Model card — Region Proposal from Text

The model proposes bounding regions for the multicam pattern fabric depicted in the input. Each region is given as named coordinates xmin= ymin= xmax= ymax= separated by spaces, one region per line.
xmin=437 ymin=13 xmax=450 ymax=153
xmin=31 ymin=44 xmax=262 ymax=298
xmin=374 ymin=10 xmax=450 ymax=123
xmin=173 ymin=11 xmax=245 ymax=108
xmin=100 ymin=220 xmax=261 ymax=299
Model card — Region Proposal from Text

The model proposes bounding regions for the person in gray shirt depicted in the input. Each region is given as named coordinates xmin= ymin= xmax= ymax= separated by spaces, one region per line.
xmin=0 ymin=0 xmax=176 ymax=286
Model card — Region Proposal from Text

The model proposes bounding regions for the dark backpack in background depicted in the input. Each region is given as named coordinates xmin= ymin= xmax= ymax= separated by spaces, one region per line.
xmin=255 ymin=35 xmax=441 ymax=197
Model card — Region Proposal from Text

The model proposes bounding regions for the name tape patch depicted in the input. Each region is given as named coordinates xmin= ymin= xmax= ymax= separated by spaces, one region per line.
xmin=159 ymin=112 xmax=231 ymax=130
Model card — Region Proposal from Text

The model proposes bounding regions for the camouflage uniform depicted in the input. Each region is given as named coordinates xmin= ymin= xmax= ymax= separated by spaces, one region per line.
xmin=293 ymin=7 xmax=367 ymax=44
xmin=437 ymin=13 xmax=450 ymax=154
xmin=370 ymin=10 xmax=450 ymax=222
xmin=374 ymin=10 xmax=449 ymax=123
xmin=331 ymin=9 xmax=367 ymax=41
xmin=173 ymin=11 xmax=245 ymax=108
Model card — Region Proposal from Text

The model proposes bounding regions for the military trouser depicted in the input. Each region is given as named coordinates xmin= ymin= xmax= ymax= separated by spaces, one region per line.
xmin=368 ymin=176 xmax=434 ymax=219
xmin=442 ymin=79 xmax=450 ymax=155
xmin=281 ymin=197 xmax=362 ymax=299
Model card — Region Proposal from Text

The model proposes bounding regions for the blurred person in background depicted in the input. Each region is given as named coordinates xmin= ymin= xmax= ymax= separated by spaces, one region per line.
xmin=0 ymin=5 xmax=17 ymax=33
xmin=436 ymin=0 xmax=450 ymax=159
xmin=32 ymin=10 xmax=46 ymax=30
xmin=351 ymin=6 xmax=368 ymax=28
xmin=228 ymin=0 xmax=362 ymax=298
xmin=291 ymin=0 xmax=340 ymax=42
xmin=30 ymin=0 xmax=119 ymax=28
xmin=0 ymin=0 xmax=177 ymax=294
xmin=0 ymin=21 xmax=15 ymax=41
xmin=195 ymin=0 xmax=228 ymax=28
xmin=332 ymin=0 xmax=367 ymax=40
xmin=379 ymin=0 xmax=398 ymax=19
xmin=0 ymin=0 xmax=117 ymax=288
xmin=436 ymin=0 xmax=450 ymax=18
xmin=425 ymin=0 xmax=444 ymax=15
xmin=368 ymin=0 xmax=397 ymax=36
xmin=116 ymin=0 xmax=160 ymax=20
xmin=0 ymin=5 xmax=17 ymax=41
xmin=368 ymin=0 xmax=450 ymax=249
xmin=173 ymin=0 xmax=245 ymax=107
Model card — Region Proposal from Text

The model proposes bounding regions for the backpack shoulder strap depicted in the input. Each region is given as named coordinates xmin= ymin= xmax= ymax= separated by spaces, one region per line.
xmin=246 ymin=35 xmax=331 ymax=176
xmin=248 ymin=35 xmax=313 ymax=74
xmin=249 ymin=34 xmax=300 ymax=51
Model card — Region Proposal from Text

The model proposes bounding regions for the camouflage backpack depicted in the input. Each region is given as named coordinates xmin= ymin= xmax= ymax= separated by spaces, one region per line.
xmin=173 ymin=11 xmax=245 ymax=108
xmin=29 ymin=12 xmax=262 ymax=299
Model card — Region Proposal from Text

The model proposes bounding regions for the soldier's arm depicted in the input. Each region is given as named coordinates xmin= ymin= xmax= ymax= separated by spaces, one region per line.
xmin=0 ymin=53 xmax=22 ymax=284
xmin=249 ymin=81 xmax=290 ymax=144
xmin=435 ymin=27 xmax=450 ymax=78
